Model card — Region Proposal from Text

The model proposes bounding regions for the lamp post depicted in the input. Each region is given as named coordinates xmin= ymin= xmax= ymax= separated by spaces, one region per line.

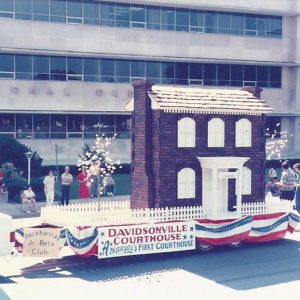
xmin=25 ymin=151 xmax=33 ymax=185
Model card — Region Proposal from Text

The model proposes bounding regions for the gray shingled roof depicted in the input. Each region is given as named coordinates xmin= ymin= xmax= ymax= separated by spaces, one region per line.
xmin=146 ymin=85 xmax=273 ymax=115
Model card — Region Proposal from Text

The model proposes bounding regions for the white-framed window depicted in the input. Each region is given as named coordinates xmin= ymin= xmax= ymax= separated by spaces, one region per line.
xmin=236 ymin=118 xmax=252 ymax=147
xmin=242 ymin=167 xmax=252 ymax=195
xmin=208 ymin=118 xmax=224 ymax=147
xmin=177 ymin=168 xmax=195 ymax=199
xmin=178 ymin=117 xmax=195 ymax=148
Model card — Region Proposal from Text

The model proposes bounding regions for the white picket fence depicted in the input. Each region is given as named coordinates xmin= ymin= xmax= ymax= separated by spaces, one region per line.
xmin=41 ymin=197 xmax=294 ymax=227
xmin=41 ymin=200 xmax=204 ymax=226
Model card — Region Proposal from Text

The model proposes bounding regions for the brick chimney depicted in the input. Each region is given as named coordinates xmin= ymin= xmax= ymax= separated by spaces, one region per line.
xmin=131 ymin=80 xmax=154 ymax=209
xmin=241 ymin=86 xmax=263 ymax=98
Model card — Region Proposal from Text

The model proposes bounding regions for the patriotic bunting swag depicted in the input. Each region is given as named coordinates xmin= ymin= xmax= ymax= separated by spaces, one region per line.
xmin=14 ymin=211 xmax=300 ymax=257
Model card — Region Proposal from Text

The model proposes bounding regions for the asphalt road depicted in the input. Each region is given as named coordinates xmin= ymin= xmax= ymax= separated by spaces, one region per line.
xmin=1 ymin=232 xmax=300 ymax=300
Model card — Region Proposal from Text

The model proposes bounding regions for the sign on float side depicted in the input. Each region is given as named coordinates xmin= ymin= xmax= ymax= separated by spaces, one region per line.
xmin=98 ymin=221 xmax=195 ymax=259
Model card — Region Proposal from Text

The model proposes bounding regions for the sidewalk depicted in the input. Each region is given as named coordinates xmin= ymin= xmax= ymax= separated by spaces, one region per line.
xmin=0 ymin=195 xmax=130 ymax=220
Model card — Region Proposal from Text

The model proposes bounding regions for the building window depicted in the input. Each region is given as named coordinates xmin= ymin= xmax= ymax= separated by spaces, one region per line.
xmin=0 ymin=113 xmax=131 ymax=139
xmin=217 ymin=12 xmax=231 ymax=34
xmin=51 ymin=114 xmax=67 ymax=139
xmin=115 ymin=2 xmax=130 ymax=27
xmin=67 ymin=57 xmax=83 ymax=81
xmin=131 ymin=4 xmax=145 ymax=28
xmin=160 ymin=7 xmax=175 ymax=31
xmin=116 ymin=115 xmax=131 ymax=138
xmin=115 ymin=60 xmax=130 ymax=82
xmin=0 ymin=53 xmax=14 ymax=78
xmin=100 ymin=59 xmax=114 ymax=82
xmin=15 ymin=55 xmax=32 ymax=80
xmin=0 ymin=0 xmax=14 ymax=18
xmin=1 ymin=1 xmax=282 ymax=38
xmin=178 ymin=117 xmax=195 ymax=148
xmin=242 ymin=167 xmax=251 ymax=195
xmin=177 ymin=168 xmax=195 ymax=199
xmin=175 ymin=62 xmax=188 ymax=85
xmin=176 ymin=8 xmax=189 ymax=32
xmin=16 ymin=114 xmax=33 ymax=139
xmin=146 ymin=5 xmax=160 ymax=30
xmin=146 ymin=61 xmax=161 ymax=83
xmin=131 ymin=60 xmax=145 ymax=81
xmin=203 ymin=64 xmax=217 ymax=86
xmin=236 ymin=118 xmax=252 ymax=147
xmin=266 ymin=116 xmax=281 ymax=138
xmin=50 ymin=0 xmax=66 ymax=23
xmin=50 ymin=56 xmax=66 ymax=81
xmin=204 ymin=11 xmax=217 ymax=33
xmin=32 ymin=0 xmax=49 ymax=21
xmin=33 ymin=55 xmax=49 ymax=80
xmin=33 ymin=114 xmax=49 ymax=139
xmin=84 ymin=57 xmax=99 ymax=82
xmin=208 ymin=118 xmax=224 ymax=147
xmin=0 ymin=113 xmax=15 ymax=137
xmin=83 ymin=0 xmax=99 ymax=25
xmin=0 ymin=52 xmax=282 ymax=88
xmin=66 ymin=0 xmax=83 ymax=24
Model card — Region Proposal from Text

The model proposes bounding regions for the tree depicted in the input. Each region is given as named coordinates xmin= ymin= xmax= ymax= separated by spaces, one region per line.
xmin=0 ymin=138 xmax=43 ymax=176
xmin=265 ymin=124 xmax=289 ymax=160
xmin=77 ymin=134 xmax=122 ymax=196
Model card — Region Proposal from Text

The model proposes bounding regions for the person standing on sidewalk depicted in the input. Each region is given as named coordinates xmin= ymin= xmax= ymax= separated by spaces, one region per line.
xmin=275 ymin=160 xmax=296 ymax=201
xmin=89 ymin=160 xmax=100 ymax=198
xmin=61 ymin=166 xmax=73 ymax=205
xmin=43 ymin=170 xmax=57 ymax=206
xmin=293 ymin=163 xmax=300 ymax=212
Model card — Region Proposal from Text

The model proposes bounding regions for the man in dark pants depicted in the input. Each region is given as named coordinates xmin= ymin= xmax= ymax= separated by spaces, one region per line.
xmin=61 ymin=166 xmax=73 ymax=205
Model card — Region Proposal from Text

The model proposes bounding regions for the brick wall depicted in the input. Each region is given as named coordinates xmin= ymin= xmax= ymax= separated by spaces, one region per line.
xmin=157 ymin=113 xmax=266 ymax=208
xmin=131 ymin=80 xmax=154 ymax=209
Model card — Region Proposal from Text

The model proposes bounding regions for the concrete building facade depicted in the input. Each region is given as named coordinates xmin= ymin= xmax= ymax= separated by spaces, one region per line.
xmin=0 ymin=0 xmax=299 ymax=164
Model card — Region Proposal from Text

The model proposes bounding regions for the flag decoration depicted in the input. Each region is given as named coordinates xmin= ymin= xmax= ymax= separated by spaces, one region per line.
xmin=287 ymin=211 xmax=300 ymax=233
xmin=13 ymin=211 xmax=300 ymax=257
xmin=65 ymin=226 xmax=98 ymax=257
xmin=194 ymin=216 xmax=252 ymax=246
xmin=246 ymin=211 xmax=300 ymax=242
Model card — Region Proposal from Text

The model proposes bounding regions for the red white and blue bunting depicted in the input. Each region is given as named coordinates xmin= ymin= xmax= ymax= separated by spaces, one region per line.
xmin=194 ymin=215 xmax=252 ymax=246
xmin=66 ymin=226 xmax=98 ymax=257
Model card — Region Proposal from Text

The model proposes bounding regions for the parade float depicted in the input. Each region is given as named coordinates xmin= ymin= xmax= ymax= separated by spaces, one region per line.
xmin=5 ymin=81 xmax=300 ymax=259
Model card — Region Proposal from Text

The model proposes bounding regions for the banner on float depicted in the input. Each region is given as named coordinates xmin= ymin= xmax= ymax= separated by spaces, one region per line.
xmin=98 ymin=221 xmax=195 ymax=259
xmin=23 ymin=228 xmax=60 ymax=258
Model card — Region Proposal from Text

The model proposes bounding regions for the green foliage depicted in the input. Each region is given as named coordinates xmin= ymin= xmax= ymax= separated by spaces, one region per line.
xmin=0 ymin=137 xmax=43 ymax=176
xmin=30 ymin=177 xmax=45 ymax=202
xmin=5 ymin=174 xmax=27 ymax=203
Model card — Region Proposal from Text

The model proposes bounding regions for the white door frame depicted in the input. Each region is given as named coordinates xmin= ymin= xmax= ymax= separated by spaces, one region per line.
xmin=197 ymin=157 xmax=249 ymax=219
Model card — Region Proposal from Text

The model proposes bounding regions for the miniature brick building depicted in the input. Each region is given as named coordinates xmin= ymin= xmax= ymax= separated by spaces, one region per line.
xmin=128 ymin=81 xmax=272 ymax=219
